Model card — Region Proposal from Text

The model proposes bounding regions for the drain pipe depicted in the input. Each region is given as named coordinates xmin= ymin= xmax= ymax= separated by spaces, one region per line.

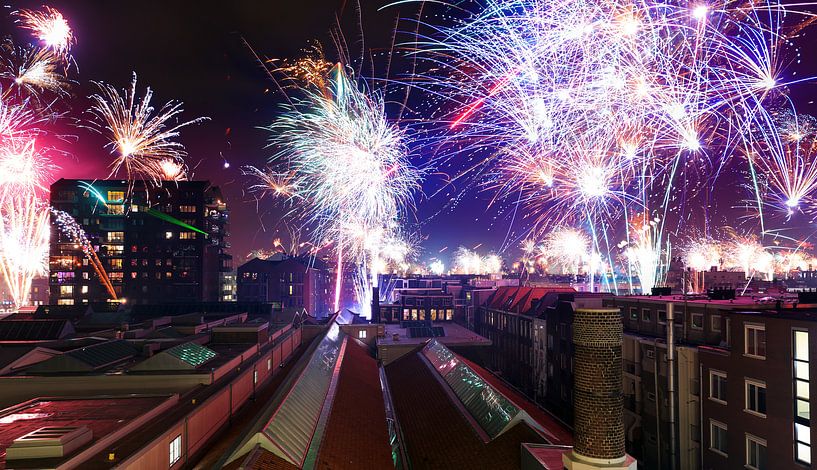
xmin=667 ymin=302 xmax=677 ymax=470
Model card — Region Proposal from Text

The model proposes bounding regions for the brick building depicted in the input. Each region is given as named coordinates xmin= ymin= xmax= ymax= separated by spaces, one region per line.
xmin=236 ymin=256 xmax=331 ymax=318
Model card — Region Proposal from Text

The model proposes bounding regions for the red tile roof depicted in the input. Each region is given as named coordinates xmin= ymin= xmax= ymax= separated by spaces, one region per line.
xmin=488 ymin=286 xmax=576 ymax=313
xmin=315 ymin=339 xmax=393 ymax=469
xmin=385 ymin=350 xmax=547 ymax=469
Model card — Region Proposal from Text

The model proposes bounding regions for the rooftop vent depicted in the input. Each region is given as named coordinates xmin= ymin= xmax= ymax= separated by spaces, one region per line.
xmin=6 ymin=426 xmax=92 ymax=460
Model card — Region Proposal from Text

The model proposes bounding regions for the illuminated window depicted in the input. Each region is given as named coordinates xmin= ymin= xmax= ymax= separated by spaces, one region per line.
xmin=109 ymin=259 xmax=123 ymax=270
xmin=745 ymin=434 xmax=767 ymax=470
xmin=107 ymin=232 xmax=124 ymax=243
xmin=179 ymin=205 xmax=197 ymax=213
xmin=107 ymin=204 xmax=125 ymax=215
xmin=57 ymin=299 xmax=74 ymax=305
xmin=81 ymin=285 xmax=88 ymax=294
xmin=288 ymin=285 xmax=293 ymax=295
xmin=169 ymin=434 xmax=182 ymax=465
xmin=358 ymin=330 xmax=367 ymax=339
xmin=745 ymin=323 xmax=766 ymax=358
xmin=794 ymin=329 xmax=811 ymax=464
xmin=107 ymin=191 xmax=124 ymax=202
xmin=267 ymin=358 xmax=272 ymax=370
xmin=165 ymin=231 xmax=173 ymax=239
xmin=179 ymin=232 xmax=196 ymax=240
xmin=59 ymin=285 xmax=73 ymax=296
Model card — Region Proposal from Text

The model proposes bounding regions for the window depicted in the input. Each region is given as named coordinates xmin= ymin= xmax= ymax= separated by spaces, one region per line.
xmin=745 ymin=434 xmax=767 ymax=470
xmin=642 ymin=308 xmax=652 ymax=322
xmin=165 ymin=231 xmax=173 ymax=239
xmin=709 ymin=370 xmax=727 ymax=404
xmin=253 ymin=370 xmax=258 ymax=384
xmin=81 ymin=285 xmax=88 ymax=294
xmin=710 ymin=420 xmax=728 ymax=456
xmin=179 ymin=232 xmax=196 ymax=240
xmin=59 ymin=285 xmax=73 ymax=296
xmin=107 ymin=190 xmax=124 ymax=202
xmin=107 ymin=204 xmax=125 ymax=215
xmin=57 ymin=299 xmax=74 ymax=305
xmin=169 ymin=434 xmax=182 ymax=466
xmin=267 ymin=358 xmax=272 ymax=371
xmin=794 ymin=329 xmax=811 ymax=464
xmin=358 ymin=330 xmax=367 ymax=339
xmin=745 ymin=323 xmax=766 ymax=358
xmin=647 ymin=391 xmax=656 ymax=401
xmin=179 ymin=205 xmax=197 ymax=213
xmin=711 ymin=314 xmax=721 ymax=332
xmin=109 ymin=259 xmax=123 ymax=270
xmin=629 ymin=307 xmax=638 ymax=320
xmin=646 ymin=348 xmax=655 ymax=359
xmin=658 ymin=310 xmax=667 ymax=324
xmin=107 ymin=231 xmax=124 ymax=243
xmin=691 ymin=313 xmax=704 ymax=330
xmin=745 ymin=379 xmax=767 ymax=416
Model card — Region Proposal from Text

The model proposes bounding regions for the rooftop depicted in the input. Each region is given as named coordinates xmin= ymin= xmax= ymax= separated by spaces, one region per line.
xmin=377 ymin=322 xmax=491 ymax=347
xmin=0 ymin=395 xmax=173 ymax=469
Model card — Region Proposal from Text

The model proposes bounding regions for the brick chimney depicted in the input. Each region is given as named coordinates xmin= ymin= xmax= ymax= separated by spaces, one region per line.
xmin=563 ymin=308 xmax=636 ymax=470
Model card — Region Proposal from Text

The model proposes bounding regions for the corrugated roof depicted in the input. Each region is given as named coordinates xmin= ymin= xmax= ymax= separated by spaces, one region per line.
xmin=0 ymin=320 xmax=72 ymax=341
xmin=165 ymin=342 xmax=217 ymax=367
xmin=66 ymin=340 xmax=137 ymax=369
xmin=263 ymin=322 xmax=346 ymax=466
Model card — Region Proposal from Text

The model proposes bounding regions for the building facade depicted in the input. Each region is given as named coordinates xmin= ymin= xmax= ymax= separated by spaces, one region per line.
xmin=49 ymin=179 xmax=232 ymax=305
xmin=236 ymin=256 xmax=331 ymax=318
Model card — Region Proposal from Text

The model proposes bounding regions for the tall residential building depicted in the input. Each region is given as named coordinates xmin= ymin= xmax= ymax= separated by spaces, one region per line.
xmin=49 ymin=179 xmax=232 ymax=305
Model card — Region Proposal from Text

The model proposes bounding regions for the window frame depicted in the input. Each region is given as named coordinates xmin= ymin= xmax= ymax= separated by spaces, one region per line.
xmin=169 ymin=434 xmax=182 ymax=466
xmin=709 ymin=419 xmax=728 ymax=457
xmin=745 ymin=434 xmax=767 ymax=470
xmin=709 ymin=369 xmax=727 ymax=404
xmin=745 ymin=378 xmax=767 ymax=418
xmin=744 ymin=323 xmax=767 ymax=359
xmin=691 ymin=313 xmax=704 ymax=330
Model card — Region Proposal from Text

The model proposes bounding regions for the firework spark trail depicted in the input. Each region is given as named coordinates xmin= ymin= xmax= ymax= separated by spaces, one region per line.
xmin=15 ymin=7 xmax=74 ymax=58
xmin=403 ymin=0 xmax=817 ymax=282
xmin=452 ymin=246 xmax=501 ymax=274
xmin=50 ymin=209 xmax=117 ymax=300
xmin=0 ymin=195 xmax=49 ymax=307
xmin=86 ymin=74 xmax=208 ymax=185
xmin=254 ymin=61 xmax=421 ymax=317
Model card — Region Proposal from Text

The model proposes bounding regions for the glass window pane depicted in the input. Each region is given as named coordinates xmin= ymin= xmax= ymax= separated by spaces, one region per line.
xmin=797 ymin=380 xmax=811 ymax=400
xmin=797 ymin=443 xmax=811 ymax=464
xmin=796 ymin=423 xmax=811 ymax=445
xmin=758 ymin=386 xmax=766 ymax=414
xmin=795 ymin=331 xmax=809 ymax=361
xmin=796 ymin=360 xmax=810 ymax=381
xmin=797 ymin=399 xmax=811 ymax=421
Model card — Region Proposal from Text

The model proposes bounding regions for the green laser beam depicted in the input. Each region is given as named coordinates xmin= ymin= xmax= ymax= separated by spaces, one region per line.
xmin=146 ymin=208 xmax=207 ymax=235
xmin=78 ymin=181 xmax=108 ymax=206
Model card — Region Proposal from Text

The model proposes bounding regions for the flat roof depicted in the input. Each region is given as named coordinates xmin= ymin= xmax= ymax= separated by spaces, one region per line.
xmin=377 ymin=322 xmax=491 ymax=347
xmin=612 ymin=295 xmax=775 ymax=307
xmin=0 ymin=396 xmax=171 ymax=469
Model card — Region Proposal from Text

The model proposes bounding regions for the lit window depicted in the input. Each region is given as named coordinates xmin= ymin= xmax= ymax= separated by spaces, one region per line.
xmin=165 ymin=231 xmax=173 ymax=239
xmin=745 ymin=379 xmax=767 ymax=416
xmin=710 ymin=420 xmax=727 ymax=456
xmin=179 ymin=205 xmax=197 ymax=213
xmin=658 ymin=310 xmax=667 ymax=324
xmin=57 ymin=299 xmax=74 ymax=305
xmin=629 ymin=308 xmax=638 ymax=320
xmin=253 ymin=370 xmax=258 ymax=384
xmin=288 ymin=285 xmax=293 ymax=295
xmin=691 ymin=313 xmax=704 ymax=330
xmin=709 ymin=370 xmax=727 ymax=404
xmin=745 ymin=323 xmax=766 ymax=358
xmin=179 ymin=232 xmax=196 ymax=240
xmin=107 ymin=231 xmax=124 ymax=243
xmin=267 ymin=358 xmax=272 ymax=370
xmin=745 ymin=434 xmax=767 ymax=470
xmin=794 ymin=329 xmax=811 ymax=464
xmin=81 ymin=285 xmax=88 ymax=294
xmin=169 ymin=434 xmax=182 ymax=466
xmin=107 ymin=191 xmax=124 ymax=202
xmin=358 ymin=330 xmax=367 ymax=339
xmin=59 ymin=285 xmax=73 ymax=296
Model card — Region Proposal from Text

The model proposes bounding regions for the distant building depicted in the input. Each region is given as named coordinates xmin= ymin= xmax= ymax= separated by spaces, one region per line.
xmin=49 ymin=179 xmax=232 ymax=305
xmin=29 ymin=277 xmax=49 ymax=306
xmin=236 ymin=256 xmax=331 ymax=318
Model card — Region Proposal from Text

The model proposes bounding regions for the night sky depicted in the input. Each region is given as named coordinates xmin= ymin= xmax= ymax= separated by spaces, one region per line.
xmin=5 ymin=1 xmax=817 ymax=266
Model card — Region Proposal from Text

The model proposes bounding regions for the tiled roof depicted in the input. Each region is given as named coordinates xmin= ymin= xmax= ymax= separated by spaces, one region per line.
xmin=0 ymin=320 xmax=72 ymax=341
xmin=385 ymin=348 xmax=547 ymax=469
xmin=315 ymin=339 xmax=393 ymax=469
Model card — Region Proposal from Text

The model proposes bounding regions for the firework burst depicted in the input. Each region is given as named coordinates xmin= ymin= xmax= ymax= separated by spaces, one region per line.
xmin=16 ymin=7 xmax=74 ymax=58
xmin=86 ymin=74 xmax=208 ymax=184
